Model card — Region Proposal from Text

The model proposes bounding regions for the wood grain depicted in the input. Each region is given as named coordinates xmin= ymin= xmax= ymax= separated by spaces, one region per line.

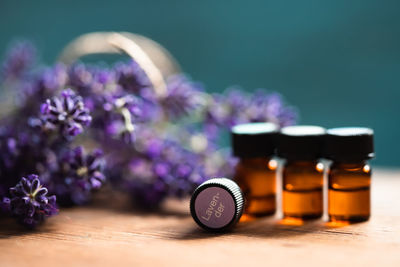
xmin=0 ymin=169 xmax=399 ymax=267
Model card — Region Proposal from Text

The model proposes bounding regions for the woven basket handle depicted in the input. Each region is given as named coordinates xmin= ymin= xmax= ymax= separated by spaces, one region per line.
xmin=58 ymin=32 xmax=181 ymax=97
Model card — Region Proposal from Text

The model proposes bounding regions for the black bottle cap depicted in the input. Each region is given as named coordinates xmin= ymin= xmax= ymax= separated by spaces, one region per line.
xmin=277 ymin=125 xmax=326 ymax=160
xmin=231 ymin=122 xmax=278 ymax=158
xmin=323 ymin=127 xmax=374 ymax=161
xmin=190 ymin=178 xmax=244 ymax=232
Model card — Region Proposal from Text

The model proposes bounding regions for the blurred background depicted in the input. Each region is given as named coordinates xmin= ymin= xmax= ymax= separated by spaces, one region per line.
xmin=0 ymin=0 xmax=399 ymax=166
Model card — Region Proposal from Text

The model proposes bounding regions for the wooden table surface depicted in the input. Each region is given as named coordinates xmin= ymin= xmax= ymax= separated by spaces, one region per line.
xmin=0 ymin=169 xmax=399 ymax=267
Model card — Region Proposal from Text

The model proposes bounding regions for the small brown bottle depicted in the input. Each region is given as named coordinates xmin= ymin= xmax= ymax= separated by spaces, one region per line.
xmin=277 ymin=125 xmax=325 ymax=220
xmin=231 ymin=122 xmax=278 ymax=217
xmin=324 ymin=127 xmax=374 ymax=223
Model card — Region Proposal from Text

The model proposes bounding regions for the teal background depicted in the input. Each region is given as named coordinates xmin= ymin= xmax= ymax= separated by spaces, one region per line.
xmin=1 ymin=0 xmax=399 ymax=166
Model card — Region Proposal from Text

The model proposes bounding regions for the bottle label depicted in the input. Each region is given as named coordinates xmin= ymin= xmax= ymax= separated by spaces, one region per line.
xmin=194 ymin=186 xmax=235 ymax=229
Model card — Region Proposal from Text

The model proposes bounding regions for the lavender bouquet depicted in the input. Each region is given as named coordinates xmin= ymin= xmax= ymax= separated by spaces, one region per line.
xmin=0 ymin=40 xmax=297 ymax=228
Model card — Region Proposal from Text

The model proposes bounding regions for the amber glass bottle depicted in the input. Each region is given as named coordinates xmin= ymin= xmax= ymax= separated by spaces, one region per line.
xmin=277 ymin=125 xmax=326 ymax=220
xmin=231 ymin=122 xmax=278 ymax=217
xmin=324 ymin=127 xmax=374 ymax=223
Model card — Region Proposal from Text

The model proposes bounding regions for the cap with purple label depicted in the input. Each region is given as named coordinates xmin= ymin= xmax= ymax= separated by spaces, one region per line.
xmin=190 ymin=178 xmax=244 ymax=231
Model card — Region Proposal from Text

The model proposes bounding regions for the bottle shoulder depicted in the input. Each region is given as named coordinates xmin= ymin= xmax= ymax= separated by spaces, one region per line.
xmin=329 ymin=161 xmax=371 ymax=175
xmin=283 ymin=160 xmax=322 ymax=172
xmin=236 ymin=157 xmax=276 ymax=171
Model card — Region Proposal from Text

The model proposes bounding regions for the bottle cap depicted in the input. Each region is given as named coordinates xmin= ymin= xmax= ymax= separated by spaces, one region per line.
xmin=231 ymin=122 xmax=278 ymax=158
xmin=277 ymin=125 xmax=326 ymax=160
xmin=323 ymin=127 xmax=374 ymax=161
xmin=190 ymin=178 xmax=244 ymax=231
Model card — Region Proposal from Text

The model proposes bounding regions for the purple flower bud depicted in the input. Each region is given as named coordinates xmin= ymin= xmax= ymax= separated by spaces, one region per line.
xmin=1 ymin=41 xmax=36 ymax=80
xmin=8 ymin=175 xmax=57 ymax=228
xmin=54 ymin=146 xmax=106 ymax=206
xmin=40 ymin=89 xmax=92 ymax=138
xmin=160 ymin=74 xmax=204 ymax=118
xmin=153 ymin=162 xmax=170 ymax=177
xmin=116 ymin=60 xmax=152 ymax=95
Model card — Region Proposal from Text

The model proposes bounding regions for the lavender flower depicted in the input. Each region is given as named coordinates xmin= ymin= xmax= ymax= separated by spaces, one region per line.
xmin=160 ymin=75 xmax=204 ymax=118
xmin=205 ymin=89 xmax=248 ymax=128
xmin=0 ymin=136 xmax=18 ymax=169
xmin=109 ymin=129 xmax=208 ymax=208
xmin=100 ymin=94 xmax=145 ymax=143
xmin=54 ymin=146 xmax=105 ymax=206
xmin=35 ymin=64 xmax=68 ymax=96
xmin=66 ymin=62 xmax=156 ymax=144
xmin=67 ymin=63 xmax=95 ymax=93
xmin=0 ymin=127 xmax=31 ymax=192
xmin=116 ymin=60 xmax=152 ymax=97
xmin=1 ymin=41 xmax=36 ymax=80
xmin=247 ymin=90 xmax=298 ymax=126
xmin=205 ymin=88 xmax=297 ymax=130
xmin=41 ymin=89 xmax=92 ymax=137
xmin=67 ymin=146 xmax=105 ymax=189
xmin=68 ymin=64 xmax=116 ymax=102
xmin=0 ymin=41 xmax=299 ymax=212
xmin=4 ymin=174 xmax=57 ymax=228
